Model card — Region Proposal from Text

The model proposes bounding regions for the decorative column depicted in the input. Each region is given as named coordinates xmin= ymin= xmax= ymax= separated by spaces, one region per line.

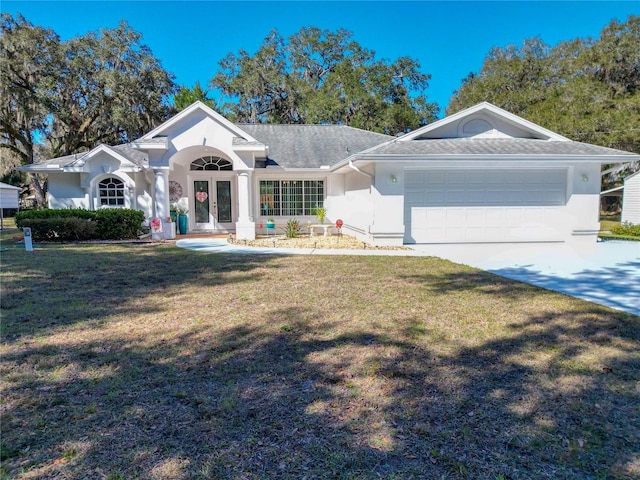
xmin=153 ymin=168 xmax=170 ymax=220
xmin=235 ymin=171 xmax=256 ymax=240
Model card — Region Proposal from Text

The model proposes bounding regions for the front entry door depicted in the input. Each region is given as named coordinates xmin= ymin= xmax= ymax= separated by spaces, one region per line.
xmin=193 ymin=179 xmax=233 ymax=230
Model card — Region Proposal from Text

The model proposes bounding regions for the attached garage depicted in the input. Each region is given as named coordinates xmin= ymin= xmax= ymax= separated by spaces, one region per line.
xmin=404 ymin=168 xmax=568 ymax=243
xmin=329 ymin=103 xmax=640 ymax=246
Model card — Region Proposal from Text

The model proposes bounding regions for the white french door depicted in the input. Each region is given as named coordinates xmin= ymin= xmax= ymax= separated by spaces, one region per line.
xmin=191 ymin=176 xmax=234 ymax=231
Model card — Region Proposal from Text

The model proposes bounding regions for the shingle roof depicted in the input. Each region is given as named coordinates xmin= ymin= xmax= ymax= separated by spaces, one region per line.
xmin=111 ymin=144 xmax=148 ymax=167
xmin=362 ymin=138 xmax=639 ymax=157
xmin=237 ymin=124 xmax=393 ymax=168
xmin=20 ymin=144 xmax=148 ymax=171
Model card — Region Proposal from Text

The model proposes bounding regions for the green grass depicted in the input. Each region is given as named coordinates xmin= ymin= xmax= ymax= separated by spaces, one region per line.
xmin=1 ymin=240 xmax=639 ymax=479
xmin=600 ymin=219 xmax=620 ymax=232
xmin=598 ymin=216 xmax=640 ymax=240
xmin=599 ymin=233 xmax=640 ymax=242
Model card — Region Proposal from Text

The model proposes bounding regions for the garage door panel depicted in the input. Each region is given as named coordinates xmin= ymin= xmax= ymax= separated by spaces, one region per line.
xmin=426 ymin=172 xmax=445 ymax=184
xmin=504 ymin=208 xmax=523 ymax=222
xmin=445 ymin=191 xmax=467 ymax=204
xmin=445 ymin=209 xmax=466 ymax=223
xmin=404 ymin=169 xmax=567 ymax=243
xmin=446 ymin=172 xmax=466 ymax=184
xmin=445 ymin=227 xmax=466 ymax=242
xmin=466 ymin=209 xmax=485 ymax=226
xmin=425 ymin=208 xmax=445 ymax=221
xmin=424 ymin=191 xmax=445 ymax=204
xmin=406 ymin=171 xmax=426 ymax=186
xmin=485 ymin=209 xmax=504 ymax=223
xmin=485 ymin=226 xmax=504 ymax=240
xmin=405 ymin=190 xmax=425 ymax=204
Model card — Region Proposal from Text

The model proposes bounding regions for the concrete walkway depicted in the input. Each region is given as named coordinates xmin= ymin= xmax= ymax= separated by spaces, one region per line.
xmin=176 ymin=238 xmax=640 ymax=316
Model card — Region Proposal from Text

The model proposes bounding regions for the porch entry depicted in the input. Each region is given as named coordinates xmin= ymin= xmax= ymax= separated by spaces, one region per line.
xmin=193 ymin=179 xmax=233 ymax=231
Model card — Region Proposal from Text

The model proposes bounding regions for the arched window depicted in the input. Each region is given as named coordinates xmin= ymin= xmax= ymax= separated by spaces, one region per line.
xmin=98 ymin=177 xmax=125 ymax=207
xmin=190 ymin=156 xmax=233 ymax=171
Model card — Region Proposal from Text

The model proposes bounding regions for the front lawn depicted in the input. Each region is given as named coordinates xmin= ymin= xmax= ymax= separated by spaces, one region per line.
xmin=1 ymin=243 xmax=638 ymax=479
xmin=600 ymin=219 xmax=620 ymax=232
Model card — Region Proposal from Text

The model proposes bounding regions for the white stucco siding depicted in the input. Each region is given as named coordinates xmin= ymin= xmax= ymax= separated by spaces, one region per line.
xmin=88 ymin=152 xmax=123 ymax=174
xmin=404 ymin=168 xmax=570 ymax=243
xmin=132 ymin=171 xmax=153 ymax=218
xmin=47 ymin=173 xmax=88 ymax=209
xmin=622 ymin=172 xmax=640 ymax=224
xmin=370 ymin=163 xmax=405 ymax=245
xmin=332 ymin=170 xmax=374 ymax=241
xmin=157 ymin=115 xmax=249 ymax=169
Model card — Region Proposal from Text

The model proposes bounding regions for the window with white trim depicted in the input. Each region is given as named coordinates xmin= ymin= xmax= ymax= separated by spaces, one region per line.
xmin=98 ymin=177 xmax=125 ymax=207
xmin=190 ymin=156 xmax=233 ymax=171
xmin=260 ymin=180 xmax=324 ymax=217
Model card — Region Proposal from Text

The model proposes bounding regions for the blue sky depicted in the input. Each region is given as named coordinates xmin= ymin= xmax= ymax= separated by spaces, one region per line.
xmin=3 ymin=1 xmax=638 ymax=116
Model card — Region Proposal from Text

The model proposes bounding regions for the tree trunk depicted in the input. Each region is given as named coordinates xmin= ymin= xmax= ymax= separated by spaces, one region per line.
xmin=28 ymin=173 xmax=46 ymax=209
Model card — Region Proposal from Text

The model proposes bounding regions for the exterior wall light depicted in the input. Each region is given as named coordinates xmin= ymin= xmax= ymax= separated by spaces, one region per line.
xmin=390 ymin=175 xmax=398 ymax=183
xmin=581 ymin=175 xmax=589 ymax=183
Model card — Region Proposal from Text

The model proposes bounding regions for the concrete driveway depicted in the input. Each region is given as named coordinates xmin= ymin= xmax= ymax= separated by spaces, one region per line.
xmin=176 ymin=238 xmax=640 ymax=315
xmin=410 ymin=240 xmax=640 ymax=315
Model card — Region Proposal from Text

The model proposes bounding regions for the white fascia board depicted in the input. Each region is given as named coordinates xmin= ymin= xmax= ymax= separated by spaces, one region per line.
xmin=600 ymin=185 xmax=624 ymax=195
xmin=329 ymin=153 xmax=360 ymax=172
xmin=116 ymin=164 xmax=143 ymax=172
xmin=139 ymin=101 xmax=260 ymax=143
xmin=350 ymin=154 xmax=636 ymax=165
xmin=17 ymin=164 xmax=63 ymax=172
xmin=273 ymin=167 xmax=330 ymax=173
xmin=399 ymin=102 xmax=570 ymax=142
xmin=601 ymin=162 xmax=632 ymax=176
xmin=129 ymin=138 xmax=169 ymax=150
xmin=232 ymin=144 xmax=268 ymax=154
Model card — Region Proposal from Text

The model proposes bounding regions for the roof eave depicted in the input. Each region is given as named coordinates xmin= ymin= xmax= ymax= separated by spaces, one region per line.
xmin=350 ymin=153 xmax=640 ymax=163
xmin=232 ymin=144 xmax=268 ymax=153
xmin=130 ymin=138 xmax=169 ymax=151
xmin=17 ymin=164 xmax=63 ymax=173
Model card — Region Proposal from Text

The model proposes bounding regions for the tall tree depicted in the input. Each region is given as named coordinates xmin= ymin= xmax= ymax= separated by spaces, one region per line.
xmin=0 ymin=14 xmax=56 ymax=205
xmin=0 ymin=14 xmax=177 ymax=207
xmin=174 ymin=81 xmax=218 ymax=110
xmin=211 ymin=27 xmax=438 ymax=134
xmin=448 ymin=15 xmax=640 ymax=188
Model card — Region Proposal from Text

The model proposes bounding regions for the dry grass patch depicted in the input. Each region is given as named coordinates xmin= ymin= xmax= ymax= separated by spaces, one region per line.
xmin=1 ymin=243 xmax=638 ymax=479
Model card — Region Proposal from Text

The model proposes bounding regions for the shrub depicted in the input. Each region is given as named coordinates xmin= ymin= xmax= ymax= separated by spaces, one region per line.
xmin=15 ymin=208 xmax=145 ymax=240
xmin=94 ymin=209 xmax=145 ymax=240
xmin=285 ymin=218 xmax=300 ymax=238
xmin=610 ymin=222 xmax=640 ymax=237
xmin=15 ymin=208 xmax=94 ymax=226
xmin=26 ymin=217 xmax=96 ymax=241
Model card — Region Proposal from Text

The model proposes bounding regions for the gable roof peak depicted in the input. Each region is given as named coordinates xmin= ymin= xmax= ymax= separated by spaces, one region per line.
xmin=398 ymin=102 xmax=570 ymax=142
xmin=138 ymin=101 xmax=259 ymax=143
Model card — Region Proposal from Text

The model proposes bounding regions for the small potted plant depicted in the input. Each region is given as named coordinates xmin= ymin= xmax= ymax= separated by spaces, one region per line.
xmin=266 ymin=217 xmax=276 ymax=230
xmin=313 ymin=205 xmax=327 ymax=224
xmin=173 ymin=205 xmax=189 ymax=234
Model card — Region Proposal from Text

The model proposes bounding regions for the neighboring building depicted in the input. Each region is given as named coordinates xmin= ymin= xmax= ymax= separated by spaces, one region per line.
xmin=621 ymin=171 xmax=640 ymax=224
xmin=0 ymin=181 xmax=21 ymax=229
xmin=19 ymin=102 xmax=640 ymax=246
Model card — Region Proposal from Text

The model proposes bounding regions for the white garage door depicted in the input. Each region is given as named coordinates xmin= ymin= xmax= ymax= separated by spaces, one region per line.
xmin=404 ymin=169 xmax=567 ymax=243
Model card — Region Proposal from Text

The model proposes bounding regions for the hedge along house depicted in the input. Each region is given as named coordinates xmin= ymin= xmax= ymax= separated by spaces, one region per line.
xmin=20 ymin=101 xmax=640 ymax=247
